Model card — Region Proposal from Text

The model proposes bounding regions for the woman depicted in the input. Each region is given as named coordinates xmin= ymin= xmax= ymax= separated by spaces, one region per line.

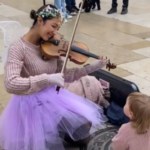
xmin=0 ymin=4 xmax=108 ymax=150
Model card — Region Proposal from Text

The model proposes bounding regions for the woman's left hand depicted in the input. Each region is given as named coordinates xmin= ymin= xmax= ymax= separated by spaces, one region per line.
xmin=98 ymin=56 xmax=109 ymax=65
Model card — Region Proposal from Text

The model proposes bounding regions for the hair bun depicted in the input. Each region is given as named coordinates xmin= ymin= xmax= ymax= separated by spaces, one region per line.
xmin=30 ymin=10 xmax=37 ymax=20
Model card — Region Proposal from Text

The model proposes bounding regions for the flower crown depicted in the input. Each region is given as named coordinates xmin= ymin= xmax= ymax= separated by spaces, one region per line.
xmin=37 ymin=5 xmax=61 ymax=19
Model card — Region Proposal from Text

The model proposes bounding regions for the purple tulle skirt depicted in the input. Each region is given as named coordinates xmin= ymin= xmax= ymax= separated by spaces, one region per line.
xmin=0 ymin=86 xmax=107 ymax=150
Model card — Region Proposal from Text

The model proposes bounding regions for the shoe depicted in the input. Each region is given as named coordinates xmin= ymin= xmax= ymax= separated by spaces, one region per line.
xmin=67 ymin=14 xmax=72 ymax=19
xmin=72 ymin=122 xmax=92 ymax=142
xmin=80 ymin=9 xmax=84 ymax=13
xmin=97 ymin=6 xmax=101 ymax=10
xmin=70 ymin=11 xmax=77 ymax=16
xmin=121 ymin=7 xmax=128 ymax=14
xmin=64 ymin=19 xmax=68 ymax=23
xmin=92 ymin=4 xmax=96 ymax=9
xmin=73 ymin=6 xmax=79 ymax=12
xmin=107 ymin=7 xmax=117 ymax=14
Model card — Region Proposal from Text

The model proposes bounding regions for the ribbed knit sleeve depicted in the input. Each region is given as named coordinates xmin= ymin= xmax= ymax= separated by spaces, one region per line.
xmin=4 ymin=43 xmax=50 ymax=95
xmin=5 ymin=38 xmax=107 ymax=94
xmin=57 ymin=59 xmax=107 ymax=82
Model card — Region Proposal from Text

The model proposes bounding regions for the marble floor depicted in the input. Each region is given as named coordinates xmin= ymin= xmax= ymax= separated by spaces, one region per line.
xmin=0 ymin=0 xmax=150 ymax=115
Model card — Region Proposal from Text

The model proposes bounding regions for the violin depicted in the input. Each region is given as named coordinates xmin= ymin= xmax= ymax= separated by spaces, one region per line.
xmin=41 ymin=1 xmax=116 ymax=92
xmin=40 ymin=38 xmax=117 ymax=71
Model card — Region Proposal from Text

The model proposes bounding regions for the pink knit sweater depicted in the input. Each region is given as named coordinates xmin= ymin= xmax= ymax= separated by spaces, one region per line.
xmin=4 ymin=38 xmax=106 ymax=95
xmin=111 ymin=122 xmax=150 ymax=150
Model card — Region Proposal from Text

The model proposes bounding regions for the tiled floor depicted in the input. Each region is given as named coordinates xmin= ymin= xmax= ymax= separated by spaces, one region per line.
xmin=0 ymin=0 xmax=150 ymax=149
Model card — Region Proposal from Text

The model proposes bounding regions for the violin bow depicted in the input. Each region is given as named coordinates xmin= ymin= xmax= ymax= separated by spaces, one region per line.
xmin=43 ymin=0 xmax=46 ymax=5
xmin=60 ymin=0 xmax=85 ymax=73
xmin=56 ymin=0 xmax=86 ymax=92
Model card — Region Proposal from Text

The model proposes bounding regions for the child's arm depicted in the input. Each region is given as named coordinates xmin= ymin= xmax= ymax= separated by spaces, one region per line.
xmin=111 ymin=124 xmax=129 ymax=150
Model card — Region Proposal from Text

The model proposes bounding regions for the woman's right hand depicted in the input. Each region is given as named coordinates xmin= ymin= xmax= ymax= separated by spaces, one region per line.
xmin=48 ymin=73 xmax=64 ymax=87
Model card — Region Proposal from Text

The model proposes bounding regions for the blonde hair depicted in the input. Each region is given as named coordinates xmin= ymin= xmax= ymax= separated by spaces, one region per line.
xmin=127 ymin=92 xmax=150 ymax=134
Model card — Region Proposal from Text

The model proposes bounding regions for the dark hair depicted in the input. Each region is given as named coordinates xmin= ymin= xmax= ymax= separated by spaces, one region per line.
xmin=30 ymin=4 xmax=60 ymax=26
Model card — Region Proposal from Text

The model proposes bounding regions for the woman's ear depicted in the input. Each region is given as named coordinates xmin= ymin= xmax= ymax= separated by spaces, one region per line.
xmin=37 ymin=16 xmax=43 ymax=25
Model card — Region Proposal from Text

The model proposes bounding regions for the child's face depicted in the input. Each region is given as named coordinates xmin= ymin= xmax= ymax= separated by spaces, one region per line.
xmin=123 ymin=99 xmax=133 ymax=119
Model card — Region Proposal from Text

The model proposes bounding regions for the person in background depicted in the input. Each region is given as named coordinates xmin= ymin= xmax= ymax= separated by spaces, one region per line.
xmin=0 ymin=4 xmax=108 ymax=150
xmin=65 ymin=0 xmax=79 ymax=15
xmin=54 ymin=0 xmax=72 ymax=23
xmin=111 ymin=92 xmax=150 ymax=150
xmin=107 ymin=0 xmax=128 ymax=15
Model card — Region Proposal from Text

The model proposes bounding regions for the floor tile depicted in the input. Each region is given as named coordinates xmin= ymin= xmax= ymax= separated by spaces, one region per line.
xmin=118 ymin=58 xmax=150 ymax=81
xmin=146 ymin=38 xmax=150 ymax=41
xmin=133 ymin=47 xmax=150 ymax=57
xmin=0 ymin=4 xmax=27 ymax=17
xmin=124 ymin=75 xmax=150 ymax=96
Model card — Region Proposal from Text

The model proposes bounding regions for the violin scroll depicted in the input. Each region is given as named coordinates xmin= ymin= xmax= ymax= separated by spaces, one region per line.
xmin=106 ymin=60 xmax=117 ymax=71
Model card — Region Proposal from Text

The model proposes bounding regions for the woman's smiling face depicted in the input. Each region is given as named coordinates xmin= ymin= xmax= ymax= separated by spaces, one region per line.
xmin=38 ymin=17 xmax=62 ymax=41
